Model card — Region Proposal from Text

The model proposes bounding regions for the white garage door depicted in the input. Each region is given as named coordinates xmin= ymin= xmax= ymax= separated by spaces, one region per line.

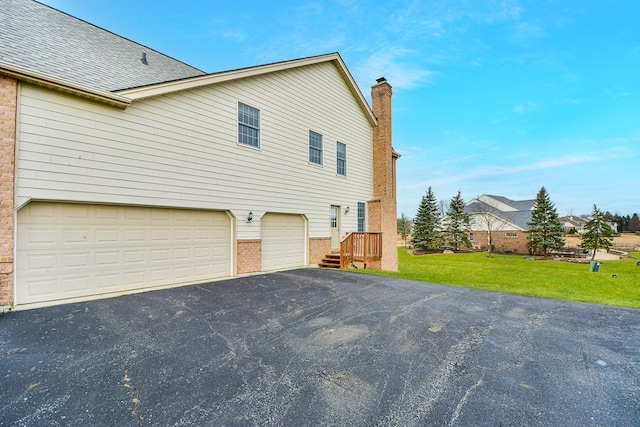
xmin=261 ymin=213 xmax=306 ymax=271
xmin=16 ymin=203 xmax=232 ymax=305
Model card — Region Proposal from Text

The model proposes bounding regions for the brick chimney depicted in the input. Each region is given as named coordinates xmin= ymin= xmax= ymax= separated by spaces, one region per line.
xmin=368 ymin=77 xmax=399 ymax=271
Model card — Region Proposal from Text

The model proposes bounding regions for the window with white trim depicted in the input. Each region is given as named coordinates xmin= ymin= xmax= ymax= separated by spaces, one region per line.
xmin=357 ymin=202 xmax=365 ymax=232
xmin=309 ymin=131 xmax=323 ymax=165
xmin=506 ymin=232 xmax=518 ymax=238
xmin=238 ymin=102 xmax=260 ymax=148
xmin=336 ymin=142 xmax=346 ymax=175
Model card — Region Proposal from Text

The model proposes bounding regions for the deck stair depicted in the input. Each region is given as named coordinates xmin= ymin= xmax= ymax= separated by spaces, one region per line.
xmin=319 ymin=253 xmax=341 ymax=269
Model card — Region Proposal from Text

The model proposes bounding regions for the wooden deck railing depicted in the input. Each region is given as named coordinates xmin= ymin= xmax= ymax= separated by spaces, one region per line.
xmin=339 ymin=232 xmax=383 ymax=268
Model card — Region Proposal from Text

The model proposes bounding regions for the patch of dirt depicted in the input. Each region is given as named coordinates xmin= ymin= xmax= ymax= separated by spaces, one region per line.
xmin=564 ymin=234 xmax=640 ymax=252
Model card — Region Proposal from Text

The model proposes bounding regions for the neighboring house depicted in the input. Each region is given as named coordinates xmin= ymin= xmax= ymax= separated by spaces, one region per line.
xmin=464 ymin=195 xmax=536 ymax=254
xmin=559 ymin=216 xmax=589 ymax=234
xmin=559 ymin=216 xmax=618 ymax=234
xmin=0 ymin=0 xmax=399 ymax=309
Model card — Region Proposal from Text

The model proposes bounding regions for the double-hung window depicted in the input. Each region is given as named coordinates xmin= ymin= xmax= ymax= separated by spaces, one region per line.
xmin=309 ymin=131 xmax=323 ymax=165
xmin=238 ymin=102 xmax=260 ymax=148
xmin=336 ymin=142 xmax=346 ymax=175
xmin=357 ymin=202 xmax=365 ymax=232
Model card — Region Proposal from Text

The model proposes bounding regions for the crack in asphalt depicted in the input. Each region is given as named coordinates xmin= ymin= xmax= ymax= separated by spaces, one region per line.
xmin=122 ymin=349 xmax=144 ymax=427
xmin=386 ymin=319 xmax=493 ymax=426
xmin=449 ymin=376 xmax=485 ymax=426
xmin=316 ymin=369 xmax=357 ymax=393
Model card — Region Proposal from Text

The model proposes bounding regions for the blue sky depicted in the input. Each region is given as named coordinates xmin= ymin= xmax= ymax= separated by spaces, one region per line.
xmin=42 ymin=0 xmax=640 ymax=218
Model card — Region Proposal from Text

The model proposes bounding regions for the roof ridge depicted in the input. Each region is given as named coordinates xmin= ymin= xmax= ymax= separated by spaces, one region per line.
xmin=117 ymin=52 xmax=341 ymax=92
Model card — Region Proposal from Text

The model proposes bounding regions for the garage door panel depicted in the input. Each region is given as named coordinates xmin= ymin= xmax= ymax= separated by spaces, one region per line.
xmin=96 ymin=273 xmax=119 ymax=288
xmin=28 ymin=278 xmax=56 ymax=298
xmin=17 ymin=203 xmax=232 ymax=305
xmin=261 ymin=213 xmax=306 ymax=271
xmin=62 ymin=252 xmax=89 ymax=269
xmin=150 ymin=268 xmax=169 ymax=282
xmin=63 ymin=276 xmax=89 ymax=293
xmin=96 ymin=206 xmax=118 ymax=221
xmin=96 ymin=251 xmax=118 ymax=266
xmin=96 ymin=229 xmax=119 ymax=244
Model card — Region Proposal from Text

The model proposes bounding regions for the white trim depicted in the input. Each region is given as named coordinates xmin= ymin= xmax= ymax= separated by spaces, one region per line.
xmin=12 ymin=83 xmax=22 ymax=308
xmin=0 ymin=61 xmax=131 ymax=108
xmin=117 ymin=53 xmax=377 ymax=126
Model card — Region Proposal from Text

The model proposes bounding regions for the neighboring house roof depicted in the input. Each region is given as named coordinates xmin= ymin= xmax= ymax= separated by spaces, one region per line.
xmin=559 ymin=216 xmax=589 ymax=228
xmin=0 ymin=1 xmax=377 ymax=125
xmin=465 ymin=195 xmax=536 ymax=231
xmin=0 ymin=0 xmax=205 ymax=92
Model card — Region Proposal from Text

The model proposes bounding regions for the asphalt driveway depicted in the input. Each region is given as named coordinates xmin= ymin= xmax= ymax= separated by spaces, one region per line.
xmin=1 ymin=269 xmax=638 ymax=426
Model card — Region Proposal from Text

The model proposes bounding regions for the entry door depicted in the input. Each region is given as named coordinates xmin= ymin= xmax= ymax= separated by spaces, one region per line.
xmin=330 ymin=206 xmax=341 ymax=251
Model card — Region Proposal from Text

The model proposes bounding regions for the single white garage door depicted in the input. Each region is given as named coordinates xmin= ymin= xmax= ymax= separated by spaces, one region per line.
xmin=261 ymin=213 xmax=306 ymax=271
xmin=16 ymin=203 xmax=232 ymax=305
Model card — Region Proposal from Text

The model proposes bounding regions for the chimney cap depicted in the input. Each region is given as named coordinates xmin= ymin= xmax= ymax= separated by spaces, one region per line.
xmin=376 ymin=77 xmax=387 ymax=83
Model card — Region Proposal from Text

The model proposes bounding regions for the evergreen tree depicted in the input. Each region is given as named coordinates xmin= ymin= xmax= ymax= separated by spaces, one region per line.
xmin=411 ymin=186 xmax=442 ymax=250
xmin=445 ymin=190 xmax=471 ymax=250
xmin=526 ymin=186 xmax=565 ymax=256
xmin=580 ymin=205 xmax=615 ymax=260
xmin=629 ymin=213 xmax=640 ymax=233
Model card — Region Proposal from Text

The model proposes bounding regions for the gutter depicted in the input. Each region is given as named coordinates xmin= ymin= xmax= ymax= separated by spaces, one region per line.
xmin=0 ymin=61 xmax=131 ymax=109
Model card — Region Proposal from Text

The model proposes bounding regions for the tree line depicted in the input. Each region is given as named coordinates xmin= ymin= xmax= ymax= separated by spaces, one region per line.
xmin=398 ymin=186 xmax=618 ymax=259
xmin=603 ymin=212 xmax=640 ymax=233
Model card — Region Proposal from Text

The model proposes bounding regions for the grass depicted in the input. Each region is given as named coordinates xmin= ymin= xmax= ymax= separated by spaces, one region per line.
xmin=357 ymin=249 xmax=640 ymax=309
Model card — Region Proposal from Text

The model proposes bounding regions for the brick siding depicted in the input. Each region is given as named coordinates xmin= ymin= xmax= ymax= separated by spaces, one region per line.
xmin=470 ymin=231 xmax=531 ymax=254
xmin=370 ymin=79 xmax=398 ymax=271
xmin=237 ymin=239 xmax=262 ymax=274
xmin=0 ymin=75 xmax=16 ymax=308
xmin=309 ymin=237 xmax=331 ymax=265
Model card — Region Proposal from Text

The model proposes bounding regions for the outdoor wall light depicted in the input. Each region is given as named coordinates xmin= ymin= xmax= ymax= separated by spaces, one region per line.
xmin=247 ymin=211 xmax=254 ymax=222
xmin=344 ymin=206 xmax=350 ymax=214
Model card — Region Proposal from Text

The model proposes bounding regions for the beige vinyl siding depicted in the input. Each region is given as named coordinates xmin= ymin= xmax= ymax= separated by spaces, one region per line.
xmin=16 ymin=61 xmax=373 ymax=239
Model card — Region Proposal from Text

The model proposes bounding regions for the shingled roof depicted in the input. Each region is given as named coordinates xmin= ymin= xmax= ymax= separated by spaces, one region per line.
xmin=0 ymin=0 xmax=205 ymax=91
xmin=465 ymin=195 xmax=536 ymax=231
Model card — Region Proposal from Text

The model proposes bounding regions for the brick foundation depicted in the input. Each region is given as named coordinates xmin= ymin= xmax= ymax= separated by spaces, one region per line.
xmin=0 ymin=75 xmax=16 ymax=308
xmin=309 ymin=237 xmax=331 ymax=265
xmin=470 ymin=231 xmax=531 ymax=254
xmin=237 ymin=239 xmax=261 ymax=274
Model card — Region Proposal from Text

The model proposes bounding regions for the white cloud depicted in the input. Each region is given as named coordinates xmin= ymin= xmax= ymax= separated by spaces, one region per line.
xmin=401 ymin=153 xmax=604 ymax=192
xmin=219 ymin=28 xmax=245 ymax=42
xmin=513 ymin=101 xmax=540 ymax=114
xmin=354 ymin=48 xmax=434 ymax=90
xmin=510 ymin=22 xmax=546 ymax=42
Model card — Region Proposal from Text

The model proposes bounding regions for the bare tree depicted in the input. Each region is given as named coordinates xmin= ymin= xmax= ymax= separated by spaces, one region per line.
xmin=397 ymin=213 xmax=412 ymax=247
xmin=466 ymin=199 xmax=514 ymax=255
xmin=438 ymin=199 xmax=448 ymax=218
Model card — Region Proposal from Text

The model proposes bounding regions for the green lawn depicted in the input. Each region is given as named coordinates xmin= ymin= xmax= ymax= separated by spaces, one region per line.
xmin=358 ymin=249 xmax=640 ymax=309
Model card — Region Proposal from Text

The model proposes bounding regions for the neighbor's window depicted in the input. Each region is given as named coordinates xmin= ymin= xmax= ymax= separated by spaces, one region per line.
xmin=309 ymin=131 xmax=323 ymax=165
xmin=506 ymin=232 xmax=518 ymax=238
xmin=336 ymin=142 xmax=346 ymax=175
xmin=357 ymin=202 xmax=365 ymax=232
xmin=238 ymin=102 xmax=260 ymax=148
xmin=469 ymin=232 xmax=474 ymax=241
